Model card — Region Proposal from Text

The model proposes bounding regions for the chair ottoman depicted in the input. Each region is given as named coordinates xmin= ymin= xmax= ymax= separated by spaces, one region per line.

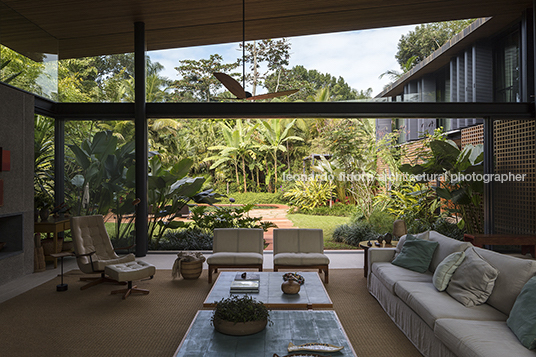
xmin=105 ymin=261 xmax=156 ymax=299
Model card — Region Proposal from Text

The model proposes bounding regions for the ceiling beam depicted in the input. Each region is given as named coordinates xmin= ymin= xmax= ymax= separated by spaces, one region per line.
xmin=47 ymin=101 xmax=534 ymax=120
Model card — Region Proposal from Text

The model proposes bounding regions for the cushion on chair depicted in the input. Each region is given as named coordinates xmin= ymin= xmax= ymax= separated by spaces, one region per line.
xmin=273 ymin=252 xmax=329 ymax=266
xmin=207 ymin=252 xmax=263 ymax=265
xmin=105 ymin=260 xmax=156 ymax=282
xmin=213 ymin=228 xmax=264 ymax=254
xmin=92 ymin=253 xmax=135 ymax=272
xmin=273 ymin=229 xmax=324 ymax=254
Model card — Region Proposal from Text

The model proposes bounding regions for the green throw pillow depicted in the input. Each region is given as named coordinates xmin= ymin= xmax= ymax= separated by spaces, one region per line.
xmin=432 ymin=251 xmax=465 ymax=292
xmin=391 ymin=239 xmax=439 ymax=273
xmin=507 ymin=276 xmax=536 ymax=350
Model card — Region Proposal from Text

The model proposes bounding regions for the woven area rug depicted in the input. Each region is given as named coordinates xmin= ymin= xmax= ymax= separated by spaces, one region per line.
xmin=0 ymin=269 xmax=420 ymax=357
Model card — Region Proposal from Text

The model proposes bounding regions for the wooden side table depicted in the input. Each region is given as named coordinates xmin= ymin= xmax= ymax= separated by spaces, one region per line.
xmin=359 ymin=240 xmax=398 ymax=278
xmin=35 ymin=218 xmax=71 ymax=268
xmin=464 ymin=234 xmax=536 ymax=258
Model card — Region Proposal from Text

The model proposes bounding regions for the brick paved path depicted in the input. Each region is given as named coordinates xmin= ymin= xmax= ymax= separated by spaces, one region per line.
xmin=248 ymin=204 xmax=295 ymax=250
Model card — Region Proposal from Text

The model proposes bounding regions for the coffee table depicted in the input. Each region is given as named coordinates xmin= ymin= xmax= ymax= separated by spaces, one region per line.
xmin=203 ymin=272 xmax=332 ymax=309
xmin=174 ymin=310 xmax=357 ymax=357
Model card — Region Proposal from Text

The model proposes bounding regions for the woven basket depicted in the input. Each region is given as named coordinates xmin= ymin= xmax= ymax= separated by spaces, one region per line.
xmin=180 ymin=260 xmax=203 ymax=280
xmin=41 ymin=238 xmax=63 ymax=256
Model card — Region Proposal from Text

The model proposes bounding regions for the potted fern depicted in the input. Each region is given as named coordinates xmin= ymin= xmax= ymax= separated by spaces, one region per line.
xmin=211 ymin=295 xmax=270 ymax=336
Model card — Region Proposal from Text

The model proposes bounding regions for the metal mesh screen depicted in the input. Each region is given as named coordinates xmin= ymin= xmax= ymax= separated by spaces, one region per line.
xmin=493 ymin=120 xmax=536 ymax=235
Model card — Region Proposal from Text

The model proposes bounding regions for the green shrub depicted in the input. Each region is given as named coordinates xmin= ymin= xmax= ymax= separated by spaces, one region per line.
xmin=432 ymin=217 xmax=466 ymax=240
xmin=189 ymin=204 xmax=277 ymax=232
xmin=367 ymin=208 xmax=396 ymax=234
xmin=407 ymin=219 xmax=432 ymax=234
xmin=150 ymin=229 xmax=213 ymax=250
xmin=283 ymin=178 xmax=335 ymax=211
xmin=332 ymin=221 xmax=377 ymax=247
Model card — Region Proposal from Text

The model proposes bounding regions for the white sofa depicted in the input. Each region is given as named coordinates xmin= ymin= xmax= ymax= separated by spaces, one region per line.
xmin=367 ymin=230 xmax=536 ymax=357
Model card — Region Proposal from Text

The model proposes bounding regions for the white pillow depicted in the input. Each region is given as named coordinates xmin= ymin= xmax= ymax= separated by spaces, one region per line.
xmin=433 ymin=251 xmax=465 ymax=291
xmin=446 ymin=248 xmax=499 ymax=307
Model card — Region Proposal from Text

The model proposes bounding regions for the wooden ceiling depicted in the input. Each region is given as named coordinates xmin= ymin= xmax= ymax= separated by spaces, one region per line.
xmin=0 ymin=0 xmax=533 ymax=59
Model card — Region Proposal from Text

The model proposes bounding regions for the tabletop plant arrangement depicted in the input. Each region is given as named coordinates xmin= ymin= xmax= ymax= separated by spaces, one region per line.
xmin=281 ymin=273 xmax=305 ymax=294
xmin=211 ymin=295 xmax=271 ymax=336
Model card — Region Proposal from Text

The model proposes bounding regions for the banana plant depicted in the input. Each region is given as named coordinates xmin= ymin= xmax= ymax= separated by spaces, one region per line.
xmin=147 ymin=155 xmax=221 ymax=247
xmin=399 ymin=139 xmax=484 ymax=234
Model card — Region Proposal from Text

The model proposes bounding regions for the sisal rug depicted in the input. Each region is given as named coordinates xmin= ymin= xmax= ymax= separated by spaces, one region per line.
xmin=0 ymin=269 xmax=421 ymax=357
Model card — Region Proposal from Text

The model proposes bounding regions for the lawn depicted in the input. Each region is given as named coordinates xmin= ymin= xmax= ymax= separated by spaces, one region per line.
xmin=287 ymin=213 xmax=359 ymax=250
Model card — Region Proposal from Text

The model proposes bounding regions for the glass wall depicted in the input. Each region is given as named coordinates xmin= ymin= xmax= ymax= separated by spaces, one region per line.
xmin=0 ymin=2 xmax=58 ymax=98
xmin=493 ymin=25 xmax=521 ymax=102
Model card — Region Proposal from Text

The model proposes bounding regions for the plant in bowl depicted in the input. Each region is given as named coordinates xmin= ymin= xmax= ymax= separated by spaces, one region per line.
xmin=211 ymin=295 xmax=271 ymax=336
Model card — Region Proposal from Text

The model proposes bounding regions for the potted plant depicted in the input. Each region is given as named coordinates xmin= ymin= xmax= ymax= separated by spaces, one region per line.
xmin=34 ymin=192 xmax=53 ymax=222
xmin=211 ymin=295 xmax=270 ymax=336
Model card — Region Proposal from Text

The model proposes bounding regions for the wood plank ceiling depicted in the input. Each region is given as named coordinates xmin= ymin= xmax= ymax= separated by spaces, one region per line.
xmin=0 ymin=0 xmax=533 ymax=59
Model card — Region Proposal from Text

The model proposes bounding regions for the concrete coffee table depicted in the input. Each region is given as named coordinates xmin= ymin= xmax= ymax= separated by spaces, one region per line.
xmin=174 ymin=310 xmax=357 ymax=357
xmin=203 ymin=272 xmax=332 ymax=309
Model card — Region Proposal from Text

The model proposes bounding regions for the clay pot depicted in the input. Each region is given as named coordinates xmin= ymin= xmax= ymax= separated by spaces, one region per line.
xmin=281 ymin=279 xmax=301 ymax=294
xmin=213 ymin=317 xmax=267 ymax=336
xmin=393 ymin=220 xmax=407 ymax=238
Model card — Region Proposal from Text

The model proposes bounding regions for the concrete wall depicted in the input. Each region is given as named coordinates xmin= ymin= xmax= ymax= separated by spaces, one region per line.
xmin=0 ymin=83 xmax=35 ymax=286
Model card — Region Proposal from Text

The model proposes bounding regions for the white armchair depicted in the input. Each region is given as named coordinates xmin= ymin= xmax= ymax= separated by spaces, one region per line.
xmin=70 ymin=215 xmax=136 ymax=290
xmin=206 ymin=228 xmax=264 ymax=283
xmin=273 ymin=229 xmax=330 ymax=283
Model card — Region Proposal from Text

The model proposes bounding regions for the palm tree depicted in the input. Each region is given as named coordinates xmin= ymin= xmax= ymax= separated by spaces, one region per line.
xmin=205 ymin=120 xmax=258 ymax=192
xmin=257 ymin=119 xmax=304 ymax=191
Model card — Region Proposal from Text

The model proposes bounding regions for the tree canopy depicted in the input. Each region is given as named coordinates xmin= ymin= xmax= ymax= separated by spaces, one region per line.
xmin=396 ymin=20 xmax=476 ymax=68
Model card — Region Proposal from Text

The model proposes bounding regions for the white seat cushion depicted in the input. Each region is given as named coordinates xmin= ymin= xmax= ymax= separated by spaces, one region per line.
xmin=207 ymin=252 xmax=263 ymax=265
xmin=92 ymin=253 xmax=135 ymax=272
xmin=395 ymin=281 xmax=507 ymax=330
xmin=273 ymin=252 xmax=329 ymax=266
xmin=371 ymin=262 xmax=433 ymax=294
xmin=435 ymin=319 xmax=536 ymax=357
xmin=105 ymin=260 xmax=156 ymax=282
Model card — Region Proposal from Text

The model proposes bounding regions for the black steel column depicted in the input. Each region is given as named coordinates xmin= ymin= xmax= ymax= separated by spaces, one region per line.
xmin=54 ymin=118 xmax=65 ymax=217
xmin=483 ymin=118 xmax=494 ymax=234
xmin=134 ymin=22 xmax=148 ymax=257
xmin=534 ymin=1 xmax=536 ymax=100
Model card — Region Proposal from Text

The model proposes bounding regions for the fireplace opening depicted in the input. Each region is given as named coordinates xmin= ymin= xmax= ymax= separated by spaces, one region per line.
xmin=0 ymin=213 xmax=23 ymax=259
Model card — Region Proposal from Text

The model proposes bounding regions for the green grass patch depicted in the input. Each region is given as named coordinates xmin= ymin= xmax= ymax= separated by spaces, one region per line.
xmin=225 ymin=192 xmax=285 ymax=205
xmin=287 ymin=214 xmax=359 ymax=250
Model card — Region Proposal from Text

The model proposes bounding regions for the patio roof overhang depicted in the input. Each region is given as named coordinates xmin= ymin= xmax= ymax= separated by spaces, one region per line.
xmin=3 ymin=0 xmax=535 ymax=257
xmin=0 ymin=0 xmax=533 ymax=59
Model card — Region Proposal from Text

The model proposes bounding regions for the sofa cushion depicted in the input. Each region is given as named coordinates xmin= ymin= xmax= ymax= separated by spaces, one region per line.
xmin=433 ymin=251 xmax=465 ymax=292
xmin=392 ymin=239 xmax=438 ymax=273
xmin=507 ymin=276 xmax=536 ymax=349
xmin=475 ymin=247 xmax=536 ymax=315
xmin=395 ymin=281 xmax=507 ymax=330
xmin=371 ymin=262 xmax=433 ymax=294
xmin=206 ymin=252 xmax=263 ymax=265
xmin=428 ymin=231 xmax=471 ymax=272
xmin=446 ymin=247 xmax=499 ymax=307
xmin=273 ymin=252 xmax=329 ymax=265
xmin=394 ymin=231 xmax=430 ymax=258
xmin=435 ymin=319 xmax=536 ymax=357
